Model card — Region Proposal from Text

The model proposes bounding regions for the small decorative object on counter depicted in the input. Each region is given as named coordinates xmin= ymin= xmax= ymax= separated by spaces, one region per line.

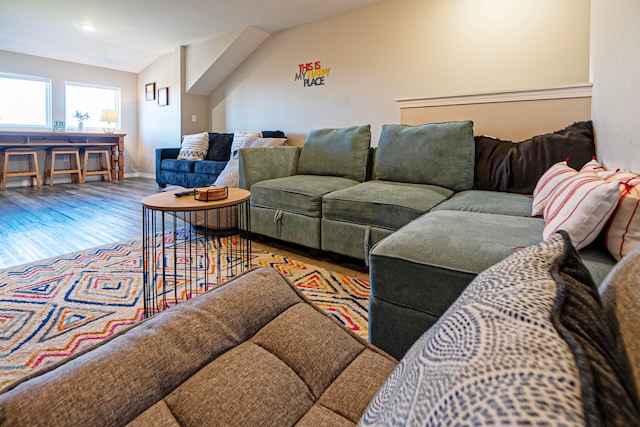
xmin=73 ymin=111 xmax=89 ymax=132
xmin=52 ymin=121 xmax=65 ymax=132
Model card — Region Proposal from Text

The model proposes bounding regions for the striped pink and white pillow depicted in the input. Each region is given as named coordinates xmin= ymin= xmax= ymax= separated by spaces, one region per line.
xmin=543 ymin=170 xmax=620 ymax=249
xmin=599 ymin=171 xmax=640 ymax=260
xmin=581 ymin=158 xmax=606 ymax=173
xmin=532 ymin=161 xmax=576 ymax=216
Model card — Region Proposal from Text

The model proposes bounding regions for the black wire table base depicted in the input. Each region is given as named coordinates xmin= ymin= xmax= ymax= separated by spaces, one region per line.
xmin=142 ymin=200 xmax=251 ymax=318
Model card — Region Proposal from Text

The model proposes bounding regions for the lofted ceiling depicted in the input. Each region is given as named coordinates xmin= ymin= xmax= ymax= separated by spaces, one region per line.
xmin=0 ymin=0 xmax=382 ymax=73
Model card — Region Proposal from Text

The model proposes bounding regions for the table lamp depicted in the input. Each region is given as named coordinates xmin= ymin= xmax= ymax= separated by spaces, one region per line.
xmin=101 ymin=109 xmax=118 ymax=133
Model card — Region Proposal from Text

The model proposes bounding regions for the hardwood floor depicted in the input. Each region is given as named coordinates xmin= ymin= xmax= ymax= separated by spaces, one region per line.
xmin=0 ymin=177 xmax=368 ymax=280
xmin=0 ymin=177 xmax=161 ymax=269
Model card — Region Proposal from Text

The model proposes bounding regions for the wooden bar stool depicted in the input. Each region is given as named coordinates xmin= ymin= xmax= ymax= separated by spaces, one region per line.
xmin=81 ymin=147 xmax=112 ymax=182
xmin=43 ymin=148 xmax=83 ymax=186
xmin=1 ymin=148 xmax=42 ymax=191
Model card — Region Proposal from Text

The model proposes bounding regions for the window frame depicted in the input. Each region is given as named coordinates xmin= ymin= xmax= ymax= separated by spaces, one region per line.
xmin=64 ymin=80 xmax=121 ymax=131
xmin=0 ymin=72 xmax=52 ymax=128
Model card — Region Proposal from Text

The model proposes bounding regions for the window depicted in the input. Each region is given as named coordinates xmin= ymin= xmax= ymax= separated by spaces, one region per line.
xmin=0 ymin=72 xmax=51 ymax=127
xmin=65 ymin=82 xmax=120 ymax=130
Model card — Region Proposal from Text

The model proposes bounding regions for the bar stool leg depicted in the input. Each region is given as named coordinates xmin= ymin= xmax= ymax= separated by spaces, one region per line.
xmin=1 ymin=151 xmax=7 ymax=191
xmin=73 ymin=151 xmax=83 ymax=184
xmin=83 ymin=149 xmax=89 ymax=183
xmin=28 ymin=152 xmax=42 ymax=188
xmin=102 ymin=151 xmax=112 ymax=182
xmin=44 ymin=151 xmax=53 ymax=186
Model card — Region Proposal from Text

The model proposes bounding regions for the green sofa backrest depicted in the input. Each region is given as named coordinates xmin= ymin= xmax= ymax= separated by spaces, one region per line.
xmin=297 ymin=124 xmax=372 ymax=182
xmin=374 ymin=121 xmax=475 ymax=192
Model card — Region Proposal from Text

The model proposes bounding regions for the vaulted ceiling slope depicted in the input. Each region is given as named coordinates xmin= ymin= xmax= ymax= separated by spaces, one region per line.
xmin=0 ymin=0 xmax=382 ymax=73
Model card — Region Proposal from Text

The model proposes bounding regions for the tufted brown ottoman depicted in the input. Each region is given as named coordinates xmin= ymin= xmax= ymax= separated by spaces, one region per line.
xmin=0 ymin=268 xmax=397 ymax=426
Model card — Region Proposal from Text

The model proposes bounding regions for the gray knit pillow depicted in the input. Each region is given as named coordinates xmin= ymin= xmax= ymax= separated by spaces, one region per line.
xmin=599 ymin=243 xmax=640 ymax=394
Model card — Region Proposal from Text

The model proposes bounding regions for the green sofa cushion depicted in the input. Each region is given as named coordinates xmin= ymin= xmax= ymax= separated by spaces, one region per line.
xmin=297 ymin=125 xmax=371 ymax=182
xmin=431 ymin=190 xmax=534 ymax=217
xmin=322 ymin=180 xmax=453 ymax=230
xmin=374 ymin=121 xmax=475 ymax=191
xmin=250 ymin=175 xmax=359 ymax=217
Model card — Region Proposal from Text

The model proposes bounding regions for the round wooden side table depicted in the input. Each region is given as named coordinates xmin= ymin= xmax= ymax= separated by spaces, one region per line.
xmin=141 ymin=187 xmax=251 ymax=317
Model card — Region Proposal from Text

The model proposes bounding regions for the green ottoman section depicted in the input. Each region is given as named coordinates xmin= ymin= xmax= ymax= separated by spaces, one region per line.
xmin=368 ymin=209 xmax=617 ymax=359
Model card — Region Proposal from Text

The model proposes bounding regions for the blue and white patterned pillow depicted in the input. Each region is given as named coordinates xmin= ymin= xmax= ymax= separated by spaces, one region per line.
xmin=359 ymin=231 xmax=640 ymax=426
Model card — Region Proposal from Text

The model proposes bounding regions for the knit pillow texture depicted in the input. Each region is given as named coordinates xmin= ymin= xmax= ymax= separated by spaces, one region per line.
xmin=359 ymin=232 xmax=640 ymax=426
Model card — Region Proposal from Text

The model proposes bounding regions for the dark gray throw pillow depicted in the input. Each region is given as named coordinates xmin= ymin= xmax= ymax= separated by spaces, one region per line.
xmin=474 ymin=121 xmax=596 ymax=194
xmin=205 ymin=132 xmax=234 ymax=161
xmin=261 ymin=130 xmax=285 ymax=138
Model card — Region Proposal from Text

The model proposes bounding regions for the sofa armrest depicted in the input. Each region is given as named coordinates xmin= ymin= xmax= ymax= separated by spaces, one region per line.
xmin=238 ymin=146 xmax=301 ymax=190
xmin=155 ymin=148 xmax=181 ymax=186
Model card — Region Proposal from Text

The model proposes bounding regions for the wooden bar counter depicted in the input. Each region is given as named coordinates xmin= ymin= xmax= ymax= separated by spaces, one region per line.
xmin=0 ymin=130 xmax=126 ymax=181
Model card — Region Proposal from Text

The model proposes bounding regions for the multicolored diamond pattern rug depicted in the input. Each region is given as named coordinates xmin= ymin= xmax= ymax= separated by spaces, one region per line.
xmin=0 ymin=236 xmax=370 ymax=390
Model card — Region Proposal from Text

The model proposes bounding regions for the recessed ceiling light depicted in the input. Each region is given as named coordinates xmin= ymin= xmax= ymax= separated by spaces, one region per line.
xmin=81 ymin=24 xmax=97 ymax=32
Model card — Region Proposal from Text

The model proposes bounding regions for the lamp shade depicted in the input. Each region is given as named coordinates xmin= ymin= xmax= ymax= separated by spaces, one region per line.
xmin=100 ymin=109 xmax=118 ymax=123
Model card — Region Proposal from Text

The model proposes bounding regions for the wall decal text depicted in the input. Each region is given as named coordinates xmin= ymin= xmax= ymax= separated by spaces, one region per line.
xmin=295 ymin=61 xmax=331 ymax=87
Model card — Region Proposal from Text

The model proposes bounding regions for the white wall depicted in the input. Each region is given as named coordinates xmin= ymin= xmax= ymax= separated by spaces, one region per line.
xmin=137 ymin=50 xmax=179 ymax=174
xmin=210 ymin=0 xmax=591 ymax=146
xmin=0 ymin=50 xmax=138 ymax=173
xmin=137 ymin=47 xmax=210 ymax=175
xmin=590 ymin=0 xmax=640 ymax=172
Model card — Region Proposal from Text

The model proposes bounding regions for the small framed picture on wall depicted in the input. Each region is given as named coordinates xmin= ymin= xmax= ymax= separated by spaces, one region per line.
xmin=145 ymin=83 xmax=155 ymax=101
xmin=158 ymin=87 xmax=168 ymax=106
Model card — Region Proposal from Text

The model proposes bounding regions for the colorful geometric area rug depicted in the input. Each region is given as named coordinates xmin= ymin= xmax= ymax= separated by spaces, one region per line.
xmin=0 ymin=235 xmax=370 ymax=390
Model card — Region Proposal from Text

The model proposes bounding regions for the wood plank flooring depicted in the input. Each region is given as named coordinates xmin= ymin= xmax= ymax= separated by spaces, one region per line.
xmin=0 ymin=178 xmax=161 ymax=268
xmin=0 ymin=178 xmax=368 ymax=280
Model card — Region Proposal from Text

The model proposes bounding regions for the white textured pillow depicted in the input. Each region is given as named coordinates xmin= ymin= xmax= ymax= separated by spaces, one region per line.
xmin=240 ymin=137 xmax=288 ymax=150
xmin=177 ymin=132 xmax=209 ymax=160
xmin=531 ymin=161 xmax=576 ymax=216
xmin=231 ymin=131 xmax=262 ymax=157
xmin=599 ymin=170 xmax=640 ymax=260
xmin=213 ymin=158 xmax=239 ymax=188
xmin=543 ymin=170 xmax=620 ymax=249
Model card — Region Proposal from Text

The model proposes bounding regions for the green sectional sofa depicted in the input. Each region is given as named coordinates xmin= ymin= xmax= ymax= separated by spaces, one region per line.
xmin=239 ymin=120 xmax=619 ymax=359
